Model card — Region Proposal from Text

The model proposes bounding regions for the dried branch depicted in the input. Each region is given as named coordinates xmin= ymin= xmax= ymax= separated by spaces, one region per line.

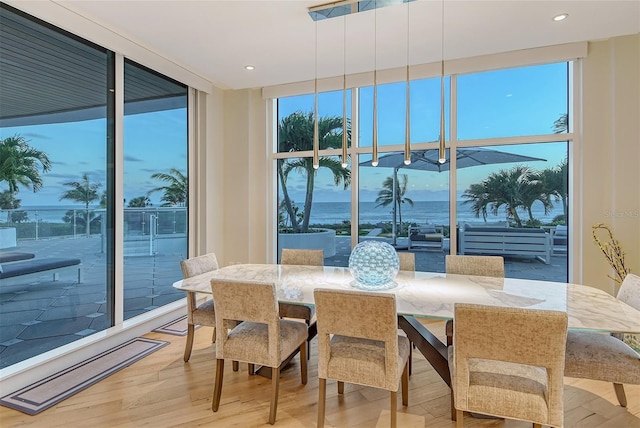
xmin=592 ymin=223 xmax=630 ymax=285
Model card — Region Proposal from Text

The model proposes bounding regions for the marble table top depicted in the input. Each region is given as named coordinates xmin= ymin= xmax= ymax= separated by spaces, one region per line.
xmin=173 ymin=264 xmax=640 ymax=334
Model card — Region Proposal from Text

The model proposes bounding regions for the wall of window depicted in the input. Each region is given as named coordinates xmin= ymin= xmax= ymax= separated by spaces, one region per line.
xmin=275 ymin=63 xmax=569 ymax=281
xmin=0 ymin=4 xmax=189 ymax=369
xmin=123 ymin=59 xmax=188 ymax=320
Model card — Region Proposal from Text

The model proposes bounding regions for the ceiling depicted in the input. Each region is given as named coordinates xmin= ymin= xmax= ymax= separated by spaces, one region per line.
xmin=19 ymin=1 xmax=640 ymax=90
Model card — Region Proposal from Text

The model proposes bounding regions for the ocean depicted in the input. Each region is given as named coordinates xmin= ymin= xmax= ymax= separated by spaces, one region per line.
xmin=309 ymin=200 xmax=564 ymax=226
xmin=12 ymin=200 xmax=565 ymax=227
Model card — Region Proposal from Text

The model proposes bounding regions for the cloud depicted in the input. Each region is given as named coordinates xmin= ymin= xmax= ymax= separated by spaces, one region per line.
xmin=125 ymin=155 xmax=144 ymax=162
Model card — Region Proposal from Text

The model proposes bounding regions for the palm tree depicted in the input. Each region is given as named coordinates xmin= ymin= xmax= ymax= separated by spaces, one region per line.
xmin=518 ymin=169 xmax=553 ymax=223
xmin=464 ymin=165 xmax=550 ymax=227
xmin=553 ymin=113 xmax=568 ymax=134
xmin=128 ymin=196 xmax=151 ymax=208
xmin=0 ymin=190 xmax=21 ymax=223
xmin=488 ymin=166 xmax=553 ymax=227
xmin=462 ymin=182 xmax=491 ymax=222
xmin=59 ymin=173 xmax=101 ymax=237
xmin=375 ymin=174 xmax=414 ymax=237
xmin=0 ymin=135 xmax=51 ymax=199
xmin=278 ymin=111 xmax=351 ymax=233
xmin=147 ymin=168 xmax=187 ymax=207
xmin=540 ymin=158 xmax=568 ymax=222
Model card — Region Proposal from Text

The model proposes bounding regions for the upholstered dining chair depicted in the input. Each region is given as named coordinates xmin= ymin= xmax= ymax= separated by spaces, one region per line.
xmin=564 ymin=273 xmax=640 ymax=407
xmin=396 ymin=251 xmax=415 ymax=375
xmin=180 ymin=253 xmax=219 ymax=362
xmin=279 ymin=248 xmax=323 ymax=359
xmin=450 ymin=303 xmax=567 ymax=428
xmin=314 ymin=288 xmax=410 ymax=428
xmin=210 ymin=279 xmax=308 ymax=425
xmin=445 ymin=255 xmax=505 ymax=346
xmin=397 ymin=252 xmax=415 ymax=271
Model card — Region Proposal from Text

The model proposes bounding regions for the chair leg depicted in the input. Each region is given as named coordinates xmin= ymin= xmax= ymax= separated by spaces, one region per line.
xmin=212 ymin=359 xmax=224 ymax=411
xmin=613 ymin=382 xmax=627 ymax=407
xmin=306 ymin=320 xmax=312 ymax=360
xmin=211 ymin=326 xmax=216 ymax=343
xmin=269 ymin=367 xmax=280 ymax=425
xmin=408 ymin=341 xmax=413 ymax=375
xmin=451 ymin=387 xmax=456 ymax=421
xmin=401 ymin=362 xmax=409 ymax=406
xmin=232 ymin=360 xmax=239 ymax=372
xmin=390 ymin=390 xmax=397 ymax=428
xmin=300 ymin=342 xmax=308 ymax=385
xmin=455 ymin=409 xmax=463 ymax=428
xmin=338 ymin=381 xmax=344 ymax=394
xmin=248 ymin=363 xmax=255 ymax=375
xmin=317 ymin=378 xmax=327 ymax=428
xmin=533 ymin=424 xmax=542 ymax=428
xmin=183 ymin=323 xmax=195 ymax=362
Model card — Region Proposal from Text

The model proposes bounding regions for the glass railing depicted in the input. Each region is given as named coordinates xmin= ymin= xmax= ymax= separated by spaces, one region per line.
xmin=0 ymin=207 xmax=187 ymax=241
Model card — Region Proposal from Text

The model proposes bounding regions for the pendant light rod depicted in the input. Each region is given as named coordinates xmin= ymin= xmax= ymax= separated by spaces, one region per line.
xmin=371 ymin=0 xmax=378 ymax=167
xmin=341 ymin=13 xmax=348 ymax=168
xmin=313 ymin=18 xmax=320 ymax=170
xmin=404 ymin=1 xmax=411 ymax=166
xmin=438 ymin=0 xmax=446 ymax=164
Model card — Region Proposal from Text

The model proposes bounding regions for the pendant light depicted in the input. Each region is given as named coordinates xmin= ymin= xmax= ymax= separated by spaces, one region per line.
xmin=438 ymin=0 xmax=446 ymax=164
xmin=371 ymin=1 xmax=378 ymax=167
xmin=313 ymin=16 xmax=319 ymax=170
xmin=404 ymin=1 xmax=411 ymax=165
xmin=341 ymin=13 xmax=348 ymax=169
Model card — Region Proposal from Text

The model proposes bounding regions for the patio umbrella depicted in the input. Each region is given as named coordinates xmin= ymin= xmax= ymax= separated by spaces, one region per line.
xmin=360 ymin=147 xmax=547 ymax=246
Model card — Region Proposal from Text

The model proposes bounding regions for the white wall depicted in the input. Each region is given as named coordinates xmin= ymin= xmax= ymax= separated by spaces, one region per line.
xmin=579 ymin=34 xmax=640 ymax=293
xmin=217 ymin=89 xmax=269 ymax=266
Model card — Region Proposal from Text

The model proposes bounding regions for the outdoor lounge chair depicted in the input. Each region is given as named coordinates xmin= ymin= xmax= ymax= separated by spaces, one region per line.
xmin=0 ymin=257 xmax=82 ymax=289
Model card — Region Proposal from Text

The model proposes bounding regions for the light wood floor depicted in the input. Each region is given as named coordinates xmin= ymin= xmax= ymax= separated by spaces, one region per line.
xmin=1 ymin=320 xmax=638 ymax=427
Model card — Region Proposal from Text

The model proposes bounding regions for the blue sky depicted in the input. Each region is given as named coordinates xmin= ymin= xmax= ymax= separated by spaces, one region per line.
xmin=1 ymin=63 xmax=568 ymax=209
xmin=278 ymin=62 xmax=569 ymax=203
xmin=0 ymin=109 xmax=187 ymax=207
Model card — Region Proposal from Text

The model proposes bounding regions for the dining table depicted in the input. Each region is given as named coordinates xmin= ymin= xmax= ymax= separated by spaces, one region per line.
xmin=173 ymin=263 xmax=640 ymax=388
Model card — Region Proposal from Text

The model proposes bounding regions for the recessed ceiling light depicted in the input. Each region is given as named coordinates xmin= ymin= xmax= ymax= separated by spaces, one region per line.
xmin=244 ymin=65 xmax=255 ymax=71
xmin=553 ymin=13 xmax=569 ymax=22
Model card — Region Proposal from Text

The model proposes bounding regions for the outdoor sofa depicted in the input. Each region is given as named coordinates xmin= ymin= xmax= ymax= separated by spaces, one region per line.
xmin=458 ymin=222 xmax=552 ymax=264
xmin=408 ymin=224 xmax=444 ymax=250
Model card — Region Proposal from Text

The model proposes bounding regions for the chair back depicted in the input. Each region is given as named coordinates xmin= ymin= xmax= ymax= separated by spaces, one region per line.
xmin=617 ymin=273 xmax=640 ymax=310
xmin=446 ymin=255 xmax=504 ymax=277
xmin=453 ymin=303 xmax=567 ymax=426
xmin=314 ymin=288 xmax=400 ymax=390
xmin=210 ymin=279 xmax=281 ymax=363
xmin=397 ymin=252 xmax=415 ymax=271
xmin=181 ymin=253 xmax=218 ymax=278
xmin=281 ymin=248 xmax=324 ymax=266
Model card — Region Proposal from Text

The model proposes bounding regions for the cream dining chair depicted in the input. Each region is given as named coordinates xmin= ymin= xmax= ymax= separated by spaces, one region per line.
xmin=445 ymin=255 xmax=505 ymax=346
xmin=314 ymin=288 xmax=410 ymax=428
xmin=180 ymin=253 xmax=219 ymax=362
xmin=279 ymin=248 xmax=323 ymax=359
xmin=396 ymin=251 xmax=415 ymax=375
xmin=564 ymin=273 xmax=640 ymax=407
xmin=397 ymin=252 xmax=415 ymax=271
xmin=450 ymin=303 xmax=568 ymax=428
xmin=210 ymin=279 xmax=308 ymax=425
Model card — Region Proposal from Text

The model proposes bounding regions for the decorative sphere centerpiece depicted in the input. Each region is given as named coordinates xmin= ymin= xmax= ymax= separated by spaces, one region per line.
xmin=348 ymin=241 xmax=400 ymax=290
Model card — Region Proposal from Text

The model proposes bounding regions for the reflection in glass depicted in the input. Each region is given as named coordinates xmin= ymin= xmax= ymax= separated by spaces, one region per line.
xmin=0 ymin=4 xmax=112 ymax=368
xmin=123 ymin=59 xmax=188 ymax=320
